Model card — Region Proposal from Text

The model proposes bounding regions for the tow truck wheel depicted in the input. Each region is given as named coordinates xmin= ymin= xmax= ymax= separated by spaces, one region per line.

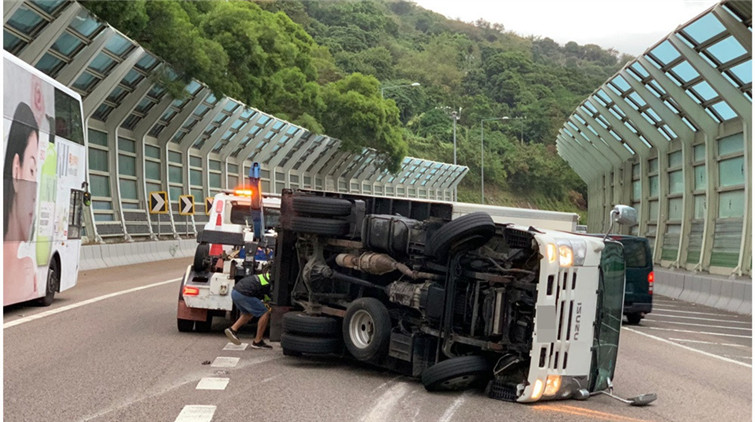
xmin=282 ymin=312 xmax=340 ymax=337
xmin=343 ymin=298 xmax=391 ymax=363
xmin=177 ymin=318 xmax=195 ymax=332
xmin=424 ymin=212 xmax=495 ymax=262
xmin=194 ymin=316 xmax=212 ymax=332
xmin=292 ymin=196 xmax=351 ymax=217
xmin=421 ymin=355 xmax=492 ymax=392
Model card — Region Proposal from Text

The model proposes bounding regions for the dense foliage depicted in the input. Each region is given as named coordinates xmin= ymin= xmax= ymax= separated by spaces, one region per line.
xmin=81 ymin=0 xmax=633 ymax=213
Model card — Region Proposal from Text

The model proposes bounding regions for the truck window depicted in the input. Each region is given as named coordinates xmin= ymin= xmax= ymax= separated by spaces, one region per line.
xmin=229 ymin=203 xmax=251 ymax=225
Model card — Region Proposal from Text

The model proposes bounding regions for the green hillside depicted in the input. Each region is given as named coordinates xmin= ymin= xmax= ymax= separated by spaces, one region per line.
xmin=81 ymin=0 xmax=633 ymax=220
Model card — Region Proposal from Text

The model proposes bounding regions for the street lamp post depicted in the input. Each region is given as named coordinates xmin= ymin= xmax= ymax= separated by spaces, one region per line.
xmin=380 ymin=82 xmax=420 ymax=98
xmin=450 ymin=108 xmax=461 ymax=165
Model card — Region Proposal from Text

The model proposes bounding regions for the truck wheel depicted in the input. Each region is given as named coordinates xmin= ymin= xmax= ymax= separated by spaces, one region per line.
xmin=424 ymin=212 xmax=495 ymax=262
xmin=421 ymin=355 xmax=492 ymax=391
xmin=290 ymin=216 xmax=349 ymax=236
xmin=194 ymin=243 xmax=209 ymax=272
xmin=37 ymin=259 xmax=59 ymax=307
xmin=343 ymin=298 xmax=391 ymax=363
xmin=281 ymin=333 xmax=342 ymax=355
xmin=282 ymin=312 xmax=340 ymax=337
xmin=177 ymin=318 xmax=195 ymax=332
xmin=626 ymin=313 xmax=643 ymax=325
xmin=293 ymin=196 xmax=351 ymax=217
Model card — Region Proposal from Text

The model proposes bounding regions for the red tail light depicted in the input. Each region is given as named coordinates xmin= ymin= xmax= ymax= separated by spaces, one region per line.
xmin=648 ymin=271 xmax=654 ymax=294
xmin=183 ymin=286 xmax=200 ymax=296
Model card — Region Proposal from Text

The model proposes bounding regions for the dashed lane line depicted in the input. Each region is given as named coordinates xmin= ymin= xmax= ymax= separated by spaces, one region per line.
xmin=196 ymin=377 xmax=230 ymax=390
xmin=175 ymin=405 xmax=216 ymax=422
xmin=624 ymin=327 xmax=752 ymax=368
xmin=641 ymin=325 xmax=751 ymax=338
xmin=3 ymin=277 xmax=181 ymax=329
xmin=222 ymin=343 xmax=249 ymax=351
xmin=652 ymin=307 xmax=748 ymax=318
xmin=210 ymin=357 xmax=240 ymax=368
xmin=648 ymin=313 xmax=752 ymax=324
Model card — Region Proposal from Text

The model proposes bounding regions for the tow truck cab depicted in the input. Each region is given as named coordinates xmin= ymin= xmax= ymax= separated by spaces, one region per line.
xmin=271 ymin=190 xmax=637 ymax=403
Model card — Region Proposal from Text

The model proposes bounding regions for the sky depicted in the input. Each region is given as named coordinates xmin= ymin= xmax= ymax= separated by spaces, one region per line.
xmin=411 ymin=0 xmax=719 ymax=56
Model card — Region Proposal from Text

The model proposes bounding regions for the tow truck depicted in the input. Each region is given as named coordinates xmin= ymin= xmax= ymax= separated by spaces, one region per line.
xmin=176 ymin=163 xmax=274 ymax=332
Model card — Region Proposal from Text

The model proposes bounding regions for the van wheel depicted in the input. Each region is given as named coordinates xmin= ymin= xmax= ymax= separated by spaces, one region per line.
xmin=194 ymin=243 xmax=209 ymax=272
xmin=292 ymin=196 xmax=351 ymax=217
xmin=343 ymin=298 xmax=391 ymax=363
xmin=37 ymin=259 xmax=59 ymax=307
xmin=177 ymin=318 xmax=195 ymax=332
xmin=281 ymin=333 xmax=342 ymax=355
xmin=289 ymin=217 xmax=349 ymax=236
xmin=282 ymin=312 xmax=340 ymax=337
xmin=424 ymin=213 xmax=495 ymax=262
xmin=421 ymin=355 xmax=491 ymax=391
xmin=626 ymin=313 xmax=643 ymax=325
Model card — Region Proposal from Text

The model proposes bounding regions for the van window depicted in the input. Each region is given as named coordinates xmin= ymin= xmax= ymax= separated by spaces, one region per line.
xmin=622 ymin=240 xmax=648 ymax=268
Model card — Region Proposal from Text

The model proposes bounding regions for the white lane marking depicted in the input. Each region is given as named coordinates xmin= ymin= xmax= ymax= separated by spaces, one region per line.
xmin=723 ymin=354 xmax=752 ymax=360
xmin=175 ymin=405 xmax=216 ymax=422
xmin=649 ymin=313 xmax=752 ymax=324
xmin=439 ymin=390 xmax=471 ymax=422
xmin=624 ymin=327 xmax=752 ymax=368
xmin=196 ymin=377 xmax=230 ymax=390
xmin=211 ymin=357 xmax=240 ymax=367
xmin=669 ymin=338 xmax=751 ymax=348
xmin=644 ymin=319 xmax=752 ymax=331
xmin=223 ymin=343 xmax=248 ymax=351
xmin=652 ymin=307 xmax=738 ymax=317
xmin=3 ymin=277 xmax=181 ymax=329
xmin=642 ymin=326 xmax=751 ymax=339
xmin=361 ymin=382 xmax=412 ymax=422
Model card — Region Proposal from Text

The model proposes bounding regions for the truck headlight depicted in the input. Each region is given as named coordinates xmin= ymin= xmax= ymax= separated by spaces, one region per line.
xmin=554 ymin=239 xmax=587 ymax=267
xmin=542 ymin=375 xmax=588 ymax=400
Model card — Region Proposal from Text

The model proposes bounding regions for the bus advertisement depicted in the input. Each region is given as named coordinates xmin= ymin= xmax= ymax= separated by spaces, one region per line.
xmin=3 ymin=51 xmax=88 ymax=307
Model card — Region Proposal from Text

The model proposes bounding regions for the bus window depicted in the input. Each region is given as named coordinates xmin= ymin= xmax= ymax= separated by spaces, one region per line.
xmin=68 ymin=190 xmax=84 ymax=239
xmin=54 ymin=88 xmax=84 ymax=144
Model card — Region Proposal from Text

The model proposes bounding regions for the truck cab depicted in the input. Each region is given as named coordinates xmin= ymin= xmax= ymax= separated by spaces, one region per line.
xmin=271 ymin=190 xmax=638 ymax=403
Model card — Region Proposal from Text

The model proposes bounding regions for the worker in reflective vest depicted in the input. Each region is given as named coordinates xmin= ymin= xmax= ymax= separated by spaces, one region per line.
xmin=224 ymin=271 xmax=272 ymax=349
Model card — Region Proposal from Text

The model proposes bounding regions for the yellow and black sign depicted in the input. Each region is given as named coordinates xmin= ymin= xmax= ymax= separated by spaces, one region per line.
xmin=149 ymin=191 xmax=168 ymax=214
xmin=179 ymin=195 xmax=195 ymax=216
xmin=205 ymin=197 xmax=214 ymax=215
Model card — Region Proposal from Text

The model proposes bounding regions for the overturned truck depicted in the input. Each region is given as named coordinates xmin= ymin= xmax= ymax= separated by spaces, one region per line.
xmin=271 ymin=189 xmax=637 ymax=403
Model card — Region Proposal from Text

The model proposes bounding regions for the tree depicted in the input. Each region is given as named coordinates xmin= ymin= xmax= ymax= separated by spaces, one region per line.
xmin=320 ymin=73 xmax=407 ymax=173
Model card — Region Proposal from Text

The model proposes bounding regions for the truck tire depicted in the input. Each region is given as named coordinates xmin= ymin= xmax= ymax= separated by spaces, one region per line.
xmin=293 ymin=196 xmax=351 ymax=217
xmin=282 ymin=312 xmax=340 ymax=337
xmin=281 ymin=333 xmax=342 ymax=355
xmin=421 ymin=355 xmax=492 ymax=391
xmin=424 ymin=212 xmax=495 ymax=262
xmin=290 ymin=216 xmax=349 ymax=236
xmin=194 ymin=243 xmax=209 ymax=272
xmin=177 ymin=318 xmax=194 ymax=332
xmin=343 ymin=298 xmax=391 ymax=363
xmin=37 ymin=259 xmax=59 ymax=307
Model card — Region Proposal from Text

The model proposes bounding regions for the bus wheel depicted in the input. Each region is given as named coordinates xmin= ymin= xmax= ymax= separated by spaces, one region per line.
xmin=37 ymin=259 xmax=59 ymax=307
xmin=421 ymin=355 xmax=491 ymax=391
xmin=177 ymin=319 xmax=195 ymax=332
xmin=343 ymin=298 xmax=391 ymax=363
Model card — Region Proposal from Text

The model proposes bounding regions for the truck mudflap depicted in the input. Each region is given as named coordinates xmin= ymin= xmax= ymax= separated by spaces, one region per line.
xmin=177 ymin=298 xmax=208 ymax=321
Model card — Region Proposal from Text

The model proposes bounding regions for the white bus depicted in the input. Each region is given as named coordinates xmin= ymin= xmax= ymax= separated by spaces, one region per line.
xmin=3 ymin=51 xmax=89 ymax=306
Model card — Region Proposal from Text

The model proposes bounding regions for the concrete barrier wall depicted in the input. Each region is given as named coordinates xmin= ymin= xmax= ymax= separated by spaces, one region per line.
xmin=655 ymin=268 xmax=752 ymax=315
xmin=80 ymin=239 xmax=196 ymax=272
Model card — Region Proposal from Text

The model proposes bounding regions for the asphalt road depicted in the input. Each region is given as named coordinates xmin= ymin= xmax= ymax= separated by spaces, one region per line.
xmin=3 ymin=259 xmax=752 ymax=422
